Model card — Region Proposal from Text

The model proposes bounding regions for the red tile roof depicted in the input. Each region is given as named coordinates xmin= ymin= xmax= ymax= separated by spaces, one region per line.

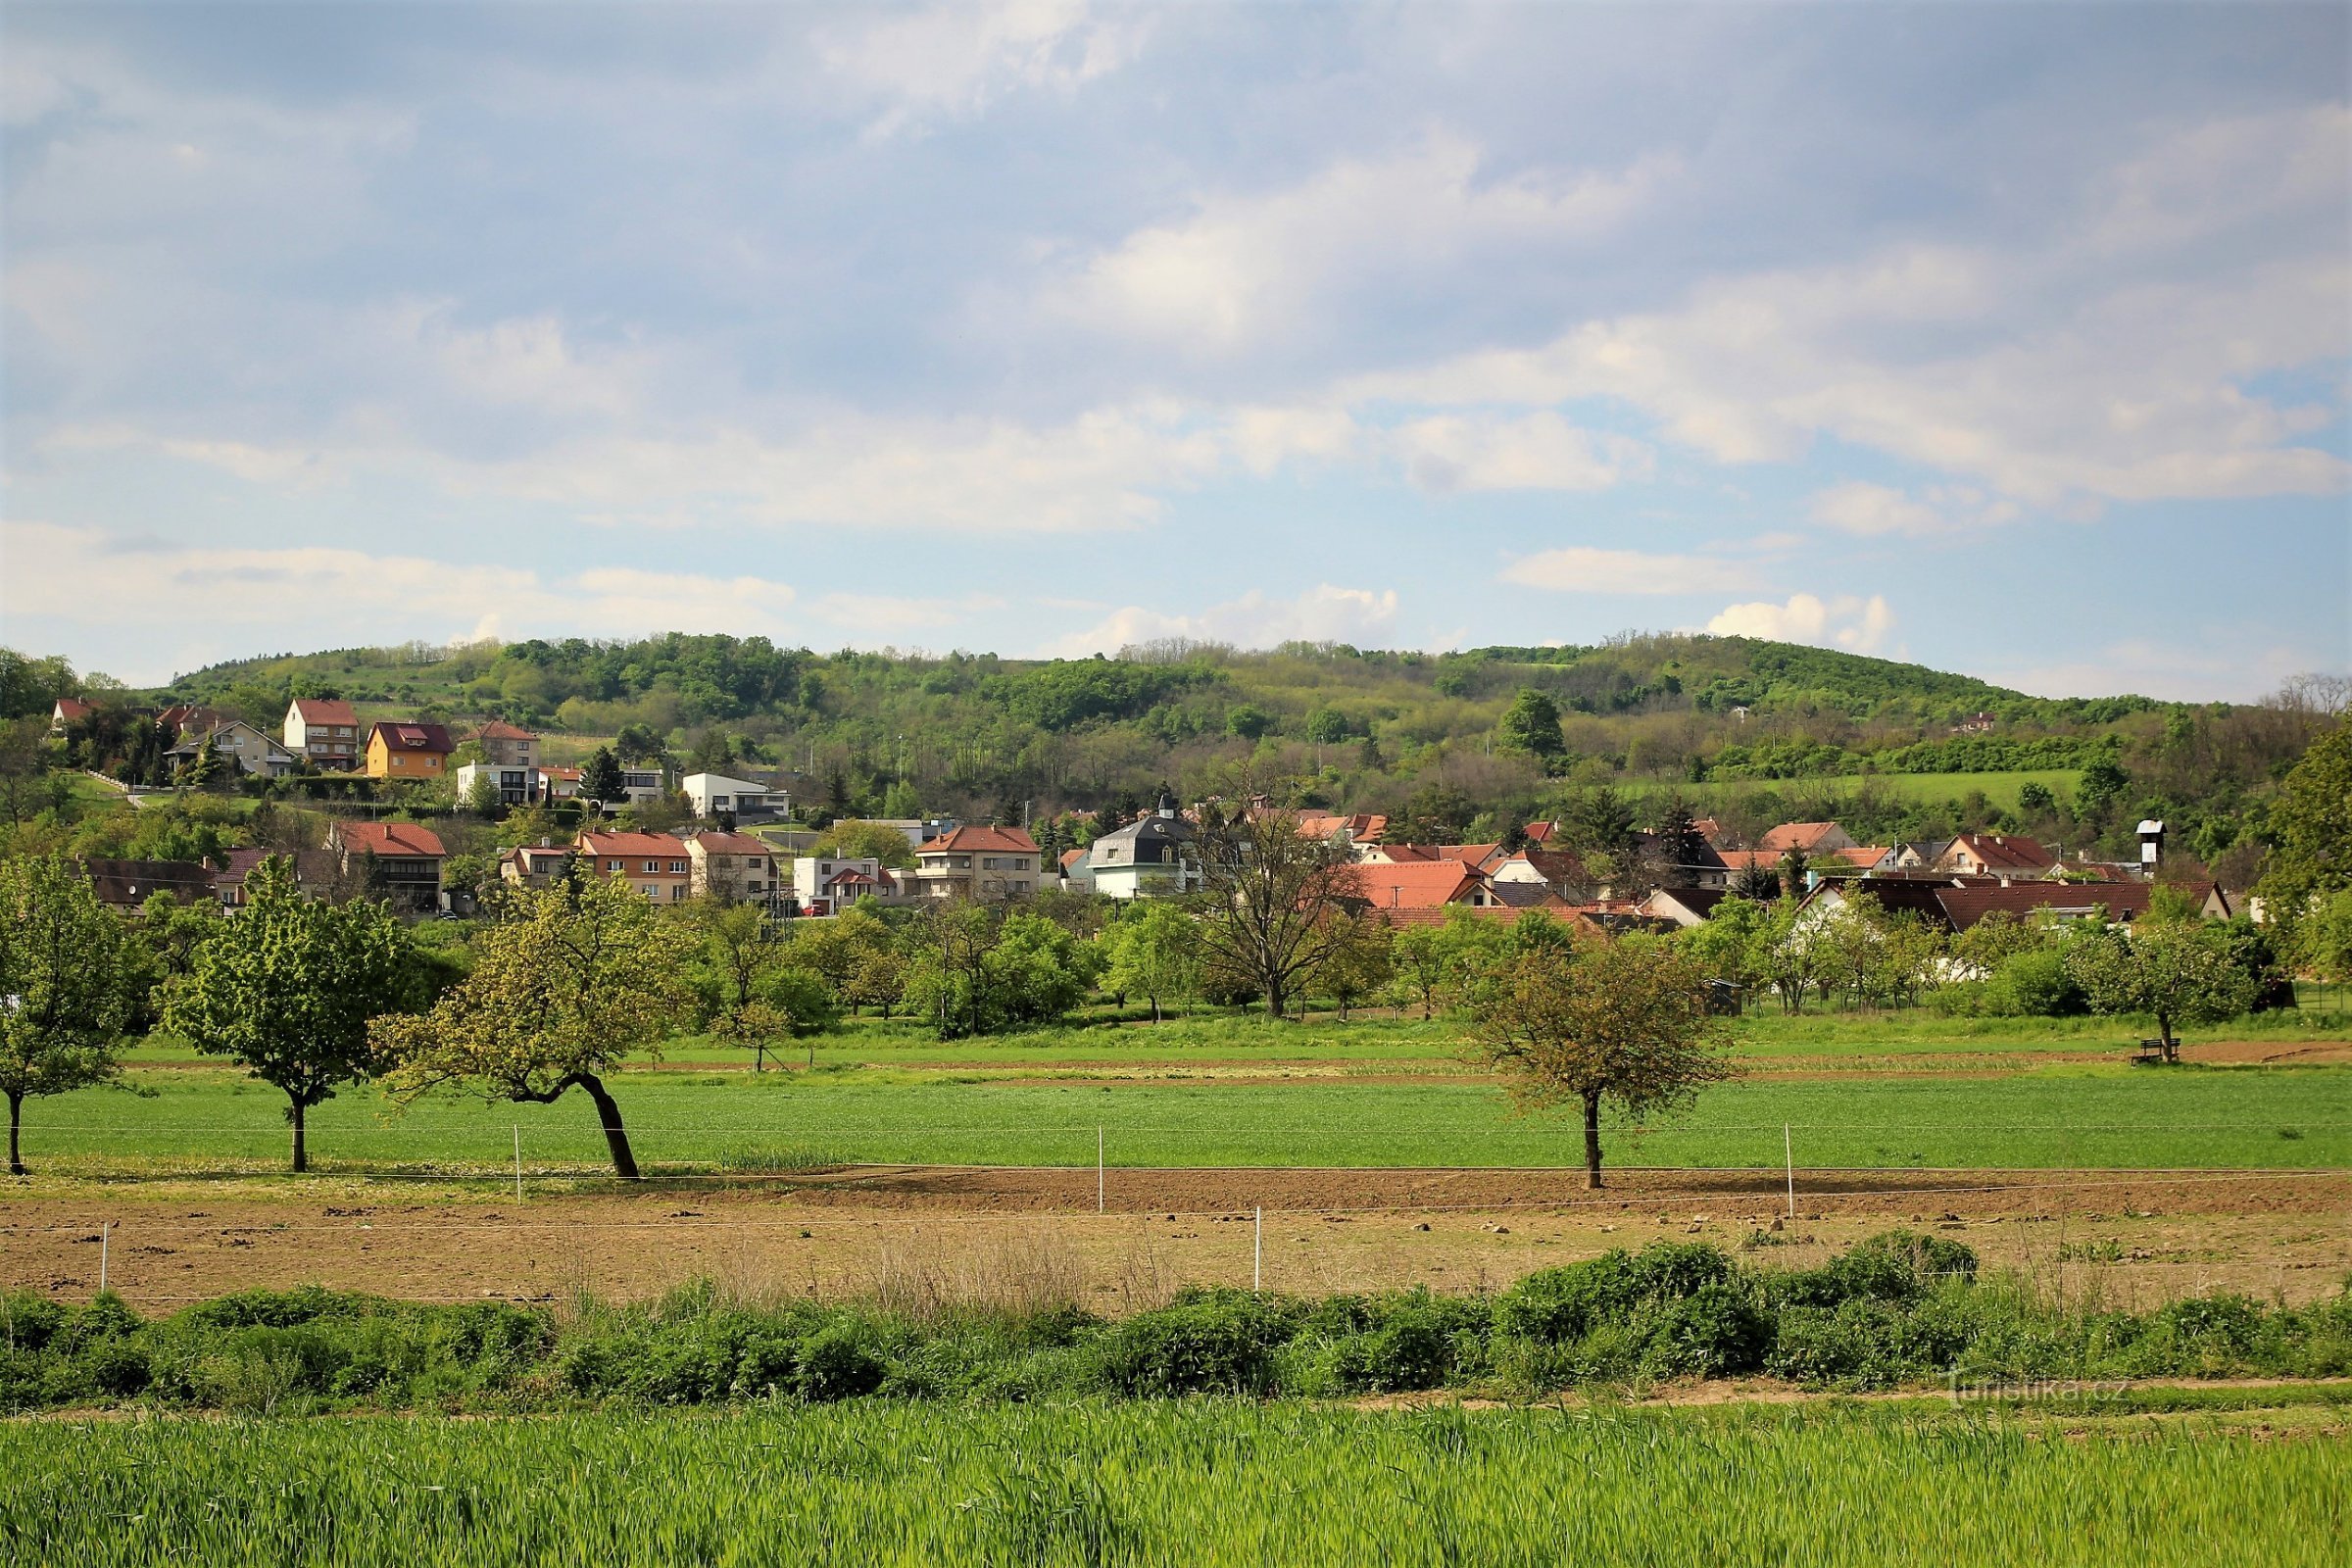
xmin=1494 ymin=847 xmax=1592 ymax=887
xmin=1522 ymin=821 xmax=1555 ymax=843
xmin=289 ymin=698 xmax=358 ymax=727
xmin=919 ymin=825 xmax=1041 ymax=855
xmin=334 ymin=820 xmax=447 ymax=858
xmin=475 ymin=720 xmax=536 ymax=740
xmin=1829 ymin=846 xmax=1890 ymax=869
xmin=368 ymin=721 xmax=454 ymax=755
xmin=1942 ymin=833 xmax=2056 ymax=871
xmin=53 ymin=697 xmax=93 ymax=721
xmin=1759 ymin=821 xmax=1845 ymax=853
xmin=1717 ymin=849 xmax=1783 ymax=871
xmin=576 ymin=830 xmax=691 ymax=859
xmin=1352 ymin=862 xmax=1479 ymax=909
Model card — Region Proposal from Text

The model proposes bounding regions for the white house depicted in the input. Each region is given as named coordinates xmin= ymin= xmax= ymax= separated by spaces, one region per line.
xmin=684 ymin=771 xmax=780 ymax=820
xmin=454 ymin=760 xmax=546 ymax=808
xmin=1085 ymin=794 xmax=1201 ymax=900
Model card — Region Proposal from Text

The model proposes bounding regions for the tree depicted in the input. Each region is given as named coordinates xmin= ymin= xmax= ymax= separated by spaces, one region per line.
xmin=810 ymin=819 xmax=918 ymax=869
xmin=1101 ymin=901 xmax=1200 ymax=1023
xmin=1495 ymin=688 xmax=1566 ymax=763
xmin=902 ymin=906 xmax=1093 ymax=1039
xmin=1649 ymin=796 xmax=1709 ymax=879
xmin=1387 ymin=922 xmax=1450 ymax=1019
xmin=0 ymin=857 xmax=141 ymax=1174
xmin=2076 ymin=757 xmax=2130 ymax=824
xmin=1190 ymin=783 xmax=1365 ymax=1019
xmin=1563 ymin=786 xmax=1637 ymax=860
xmin=2257 ymin=722 xmax=2352 ymax=963
xmin=1682 ymin=895 xmax=1769 ymax=1004
xmin=1307 ymin=909 xmax=1393 ymax=1021
xmin=612 ymin=723 xmax=667 ymax=765
xmin=843 ymin=943 xmax=906 ymax=1020
xmin=2063 ymin=916 xmax=2258 ymax=1060
xmin=580 ymin=746 xmax=625 ymax=805
xmin=463 ymin=770 xmax=503 ymax=818
xmin=374 ymin=876 xmax=696 ymax=1179
xmin=1304 ymin=708 xmax=1351 ymax=746
xmin=162 ymin=857 xmax=418 ymax=1172
xmin=2303 ymin=887 xmax=2352 ymax=988
xmin=1225 ymin=705 xmax=1273 ymax=741
xmin=2017 ymin=781 xmax=2056 ymax=816
xmin=1730 ymin=860 xmax=1782 ymax=902
xmin=691 ymin=901 xmax=792 ymax=1070
xmin=1470 ymin=934 xmax=1735 ymax=1188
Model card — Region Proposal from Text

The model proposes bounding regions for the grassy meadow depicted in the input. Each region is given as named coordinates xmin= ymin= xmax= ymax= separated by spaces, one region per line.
xmin=6 ymin=1400 xmax=2345 ymax=1567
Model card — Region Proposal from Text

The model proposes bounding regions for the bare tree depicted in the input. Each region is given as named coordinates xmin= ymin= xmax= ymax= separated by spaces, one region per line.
xmin=1189 ymin=773 xmax=1364 ymax=1019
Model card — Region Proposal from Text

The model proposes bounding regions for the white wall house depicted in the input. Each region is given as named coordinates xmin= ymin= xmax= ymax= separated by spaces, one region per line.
xmin=684 ymin=772 xmax=779 ymax=820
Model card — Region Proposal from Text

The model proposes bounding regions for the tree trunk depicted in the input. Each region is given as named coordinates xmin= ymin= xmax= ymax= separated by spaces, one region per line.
xmin=1262 ymin=981 xmax=1285 ymax=1019
xmin=576 ymin=1073 xmax=640 ymax=1180
xmin=2158 ymin=1008 xmax=2178 ymax=1062
xmin=289 ymin=1096 xmax=307 ymax=1174
xmin=1582 ymin=1092 xmax=1604 ymax=1190
xmin=1151 ymin=995 xmax=1161 ymax=1024
xmin=8 ymin=1092 xmax=23 ymax=1178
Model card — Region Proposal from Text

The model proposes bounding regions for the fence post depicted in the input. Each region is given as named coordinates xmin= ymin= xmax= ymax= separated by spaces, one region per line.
xmin=1784 ymin=1124 xmax=1795 ymax=1219
xmin=514 ymin=1126 xmax=524 ymax=1204
xmin=99 ymin=1221 xmax=110 ymax=1295
xmin=1253 ymin=1206 xmax=1262 ymax=1294
xmin=1098 ymin=1125 xmax=1104 ymax=1215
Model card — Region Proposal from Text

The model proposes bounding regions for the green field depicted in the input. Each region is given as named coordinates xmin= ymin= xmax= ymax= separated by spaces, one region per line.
xmin=6 ymin=1401 xmax=2344 ymax=1566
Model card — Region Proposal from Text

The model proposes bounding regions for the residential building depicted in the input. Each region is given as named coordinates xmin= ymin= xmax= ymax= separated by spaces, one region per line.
xmin=790 ymin=855 xmax=906 ymax=915
xmin=325 ymin=820 xmax=448 ymax=913
xmin=50 ymin=697 xmax=93 ymax=731
xmin=365 ymin=721 xmax=456 ymax=782
xmin=1823 ymin=846 xmax=1898 ymax=874
xmin=1935 ymin=833 xmax=2057 ymax=878
xmin=688 ymin=831 xmax=779 ymax=903
xmin=76 ymin=858 xmax=215 ymax=908
xmin=167 ymin=720 xmax=297 ymax=779
xmin=454 ymin=760 xmax=545 ymax=808
xmin=214 ymin=848 xmax=344 ymax=906
xmin=616 ymin=766 xmax=668 ymax=808
xmin=283 ymin=699 xmax=362 ymax=770
xmin=1351 ymin=860 xmax=1490 ymax=912
xmin=475 ymin=720 xmax=538 ymax=768
xmin=1086 ymin=794 xmax=1201 ymax=899
xmin=1758 ymin=821 xmax=1855 ymax=856
xmin=1891 ymin=840 xmax=1953 ymax=869
xmin=1799 ymin=876 xmax=2231 ymax=939
xmin=1294 ymin=809 xmax=1388 ymax=848
xmin=157 ymin=704 xmax=223 ymax=735
xmin=1636 ymin=887 xmax=1730 ymax=927
xmin=1489 ymin=847 xmax=1594 ymax=901
xmin=1057 ymin=847 xmax=1095 ymax=892
xmin=540 ymin=764 xmax=582 ymax=801
xmin=500 ymin=842 xmax=575 ymax=890
xmin=683 ymin=772 xmax=780 ymax=821
xmin=911 ymin=826 xmax=1044 ymax=901
xmin=576 ymin=830 xmax=693 ymax=902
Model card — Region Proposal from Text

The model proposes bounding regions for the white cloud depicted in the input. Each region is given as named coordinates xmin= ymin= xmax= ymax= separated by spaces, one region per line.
xmin=1983 ymin=638 xmax=2337 ymax=704
xmin=1706 ymin=592 xmax=1896 ymax=655
xmin=1393 ymin=412 xmax=1650 ymax=493
xmin=1806 ymin=481 xmax=1947 ymax=538
xmin=1059 ymin=131 xmax=1673 ymax=350
xmin=1500 ymin=546 xmax=1757 ymax=596
xmin=818 ymin=0 xmax=1147 ymax=136
xmin=1 ymin=521 xmax=801 ymax=679
xmin=1044 ymin=584 xmax=1402 ymax=657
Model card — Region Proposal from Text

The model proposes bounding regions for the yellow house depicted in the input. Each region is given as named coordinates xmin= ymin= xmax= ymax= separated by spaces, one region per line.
xmin=365 ymin=720 xmax=456 ymax=780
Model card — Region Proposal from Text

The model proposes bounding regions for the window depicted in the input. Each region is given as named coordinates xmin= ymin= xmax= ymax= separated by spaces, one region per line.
xmin=607 ymin=859 xmax=623 ymax=872
xmin=669 ymin=860 xmax=686 ymax=874
xmin=643 ymin=860 xmax=658 ymax=873
xmin=392 ymin=756 xmax=405 ymax=768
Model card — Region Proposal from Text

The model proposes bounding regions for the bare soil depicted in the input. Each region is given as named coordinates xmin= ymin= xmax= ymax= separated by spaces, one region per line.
xmin=5 ymin=1165 xmax=2344 ymax=1313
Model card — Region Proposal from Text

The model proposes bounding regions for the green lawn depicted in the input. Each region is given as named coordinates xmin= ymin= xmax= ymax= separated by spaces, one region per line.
xmin=23 ymin=1056 xmax=2348 ymax=1176
xmin=6 ymin=1403 xmax=2343 ymax=1567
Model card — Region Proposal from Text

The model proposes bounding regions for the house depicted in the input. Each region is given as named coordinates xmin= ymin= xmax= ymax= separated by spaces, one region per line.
xmin=1057 ymin=847 xmax=1095 ymax=892
xmin=1294 ymin=809 xmax=1387 ymax=848
xmin=324 ymin=820 xmax=447 ymax=913
xmin=475 ymin=720 xmax=538 ymax=768
xmin=911 ymin=825 xmax=1044 ymax=901
xmin=455 ymin=760 xmax=548 ymax=808
xmin=1087 ymin=794 xmax=1201 ymax=900
xmin=500 ymin=842 xmax=575 ymax=890
xmin=687 ymin=831 xmax=779 ymax=903
xmin=1350 ymin=861 xmax=1488 ymax=912
xmin=50 ymin=697 xmax=93 ymax=731
xmin=1823 ymin=845 xmax=1898 ymax=874
xmin=213 ymin=848 xmax=344 ymax=906
xmin=167 ymin=720 xmax=297 ymax=779
xmin=1637 ymin=886 xmax=1731 ymax=927
xmin=76 ymin=858 xmax=215 ymax=908
xmin=540 ymin=764 xmax=582 ymax=801
xmin=1891 ymin=839 xmax=1952 ymax=869
xmin=683 ymin=772 xmax=780 ymax=821
xmin=365 ymin=721 xmax=456 ymax=782
xmin=1489 ymin=847 xmax=1594 ymax=901
xmin=790 ymin=854 xmax=906 ymax=915
xmin=576 ymin=830 xmax=693 ymax=903
xmin=616 ymin=765 xmax=668 ymax=807
xmin=283 ymin=699 xmax=363 ymax=770
xmin=1935 ymin=833 xmax=2057 ymax=878
xmin=156 ymin=704 xmax=222 ymax=736
xmin=1758 ymin=821 xmax=1855 ymax=856
xmin=1798 ymin=876 xmax=2231 ymax=937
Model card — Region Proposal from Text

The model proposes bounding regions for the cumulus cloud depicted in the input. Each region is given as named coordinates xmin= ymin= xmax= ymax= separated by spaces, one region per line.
xmin=1500 ymin=546 xmax=1757 ymax=596
xmin=1044 ymin=584 xmax=1402 ymax=658
xmin=1706 ymin=592 xmax=1896 ymax=655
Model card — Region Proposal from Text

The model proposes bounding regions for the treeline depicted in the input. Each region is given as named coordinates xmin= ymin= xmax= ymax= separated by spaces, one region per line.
xmin=7 ymin=1231 xmax=2349 ymax=1414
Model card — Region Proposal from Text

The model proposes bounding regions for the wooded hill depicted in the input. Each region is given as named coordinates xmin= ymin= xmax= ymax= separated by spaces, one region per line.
xmin=4 ymin=634 xmax=2333 ymax=873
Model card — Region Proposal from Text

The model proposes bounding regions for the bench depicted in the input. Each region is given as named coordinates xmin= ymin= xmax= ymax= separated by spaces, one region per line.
xmin=2132 ymin=1038 xmax=2178 ymax=1065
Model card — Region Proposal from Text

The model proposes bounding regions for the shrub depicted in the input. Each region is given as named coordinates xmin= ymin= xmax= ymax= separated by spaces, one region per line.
xmin=1094 ymin=1290 xmax=1300 ymax=1396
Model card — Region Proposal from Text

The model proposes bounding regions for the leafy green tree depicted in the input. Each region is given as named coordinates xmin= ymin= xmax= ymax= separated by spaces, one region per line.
xmin=903 ymin=906 xmax=1093 ymax=1039
xmin=1470 ymin=934 xmax=1735 ymax=1189
xmin=162 ymin=857 xmax=418 ymax=1172
xmin=1682 ymin=896 xmax=1769 ymax=1003
xmin=2303 ymin=887 xmax=2352 ymax=988
xmin=691 ymin=901 xmax=793 ymax=1070
xmin=612 ymin=723 xmax=668 ymax=765
xmin=843 ymin=943 xmax=906 ymax=1020
xmin=1303 ymin=708 xmax=1351 ymax=746
xmin=1191 ymin=784 xmax=1365 ymax=1019
xmin=1387 ymin=922 xmax=1450 ymax=1019
xmin=1494 ymin=688 xmax=1566 ymax=762
xmin=2256 ymin=722 xmax=2352 ymax=962
xmin=1101 ymin=901 xmax=1200 ymax=1023
xmin=462 ymin=770 xmax=502 ymax=818
xmin=2076 ymin=757 xmax=2130 ymax=824
xmin=1563 ymin=786 xmax=1637 ymax=860
xmin=376 ymin=876 xmax=696 ymax=1179
xmin=1307 ymin=909 xmax=1393 ymax=1021
xmin=2063 ymin=916 xmax=2257 ymax=1059
xmin=2017 ymin=781 xmax=2056 ymax=815
xmin=0 ymin=856 xmax=141 ymax=1174
xmin=580 ymin=746 xmax=625 ymax=805
xmin=1225 ymin=705 xmax=1273 ymax=741
xmin=810 ymin=819 xmax=918 ymax=869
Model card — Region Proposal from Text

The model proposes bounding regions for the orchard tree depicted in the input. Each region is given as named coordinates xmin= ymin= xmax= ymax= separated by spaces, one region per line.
xmin=1102 ymin=900 xmax=1200 ymax=1023
xmin=1191 ymin=779 xmax=1365 ymax=1019
xmin=0 ymin=856 xmax=142 ymax=1175
xmin=1306 ymin=909 xmax=1394 ymax=1022
xmin=1470 ymin=934 xmax=1734 ymax=1189
xmin=162 ymin=857 xmax=418 ymax=1172
xmin=375 ymin=876 xmax=695 ymax=1179
xmin=2063 ymin=915 xmax=2257 ymax=1060
xmin=2257 ymin=721 xmax=2352 ymax=963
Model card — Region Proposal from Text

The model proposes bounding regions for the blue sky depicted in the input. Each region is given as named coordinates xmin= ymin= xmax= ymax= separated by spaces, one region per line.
xmin=3 ymin=1 xmax=2346 ymax=698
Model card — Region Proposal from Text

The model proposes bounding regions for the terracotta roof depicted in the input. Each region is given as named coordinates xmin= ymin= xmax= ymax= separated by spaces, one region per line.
xmin=1522 ymin=821 xmax=1555 ymax=843
xmin=367 ymin=721 xmax=454 ymax=755
xmin=1352 ymin=862 xmax=1479 ymax=909
xmin=1059 ymin=848 xmax=1089 ymax=870
xmin=1717 ymin=849 xmax=1783 ymax=871
xmin=542 ymin=765 xmax=582 ymax=781
xmin=1829 ymin=846 xmax=1891 ymax=869
xmin=1759 ymin=821 xmax=1845 ymax=853
xmin=1294 ymin=810 xmax=1387 ymax=842
xmin=1691 ymin=817 xmax=1723 ymax=844
xmin=53 ymin=697 xmax=93 ymax=720
xmin=1942 ymin=833 xmax=2056 ymax=871
xmin=288 ymin=698 xmax=358 ymax=726
xmin=688 ymin=832 xmax=770 ymax=856
xmin=918 ymin=825 xmax=1041 ymax=855
xmin=576 ymin=830 xmax=691 ymax=859
xmin=334 ymin=820 xmax=447 ymax=858
xmin=1439 ymin=843 xmax=1502 ymax=867
xmin=475 ymin=720 xmax=536 ymax=740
